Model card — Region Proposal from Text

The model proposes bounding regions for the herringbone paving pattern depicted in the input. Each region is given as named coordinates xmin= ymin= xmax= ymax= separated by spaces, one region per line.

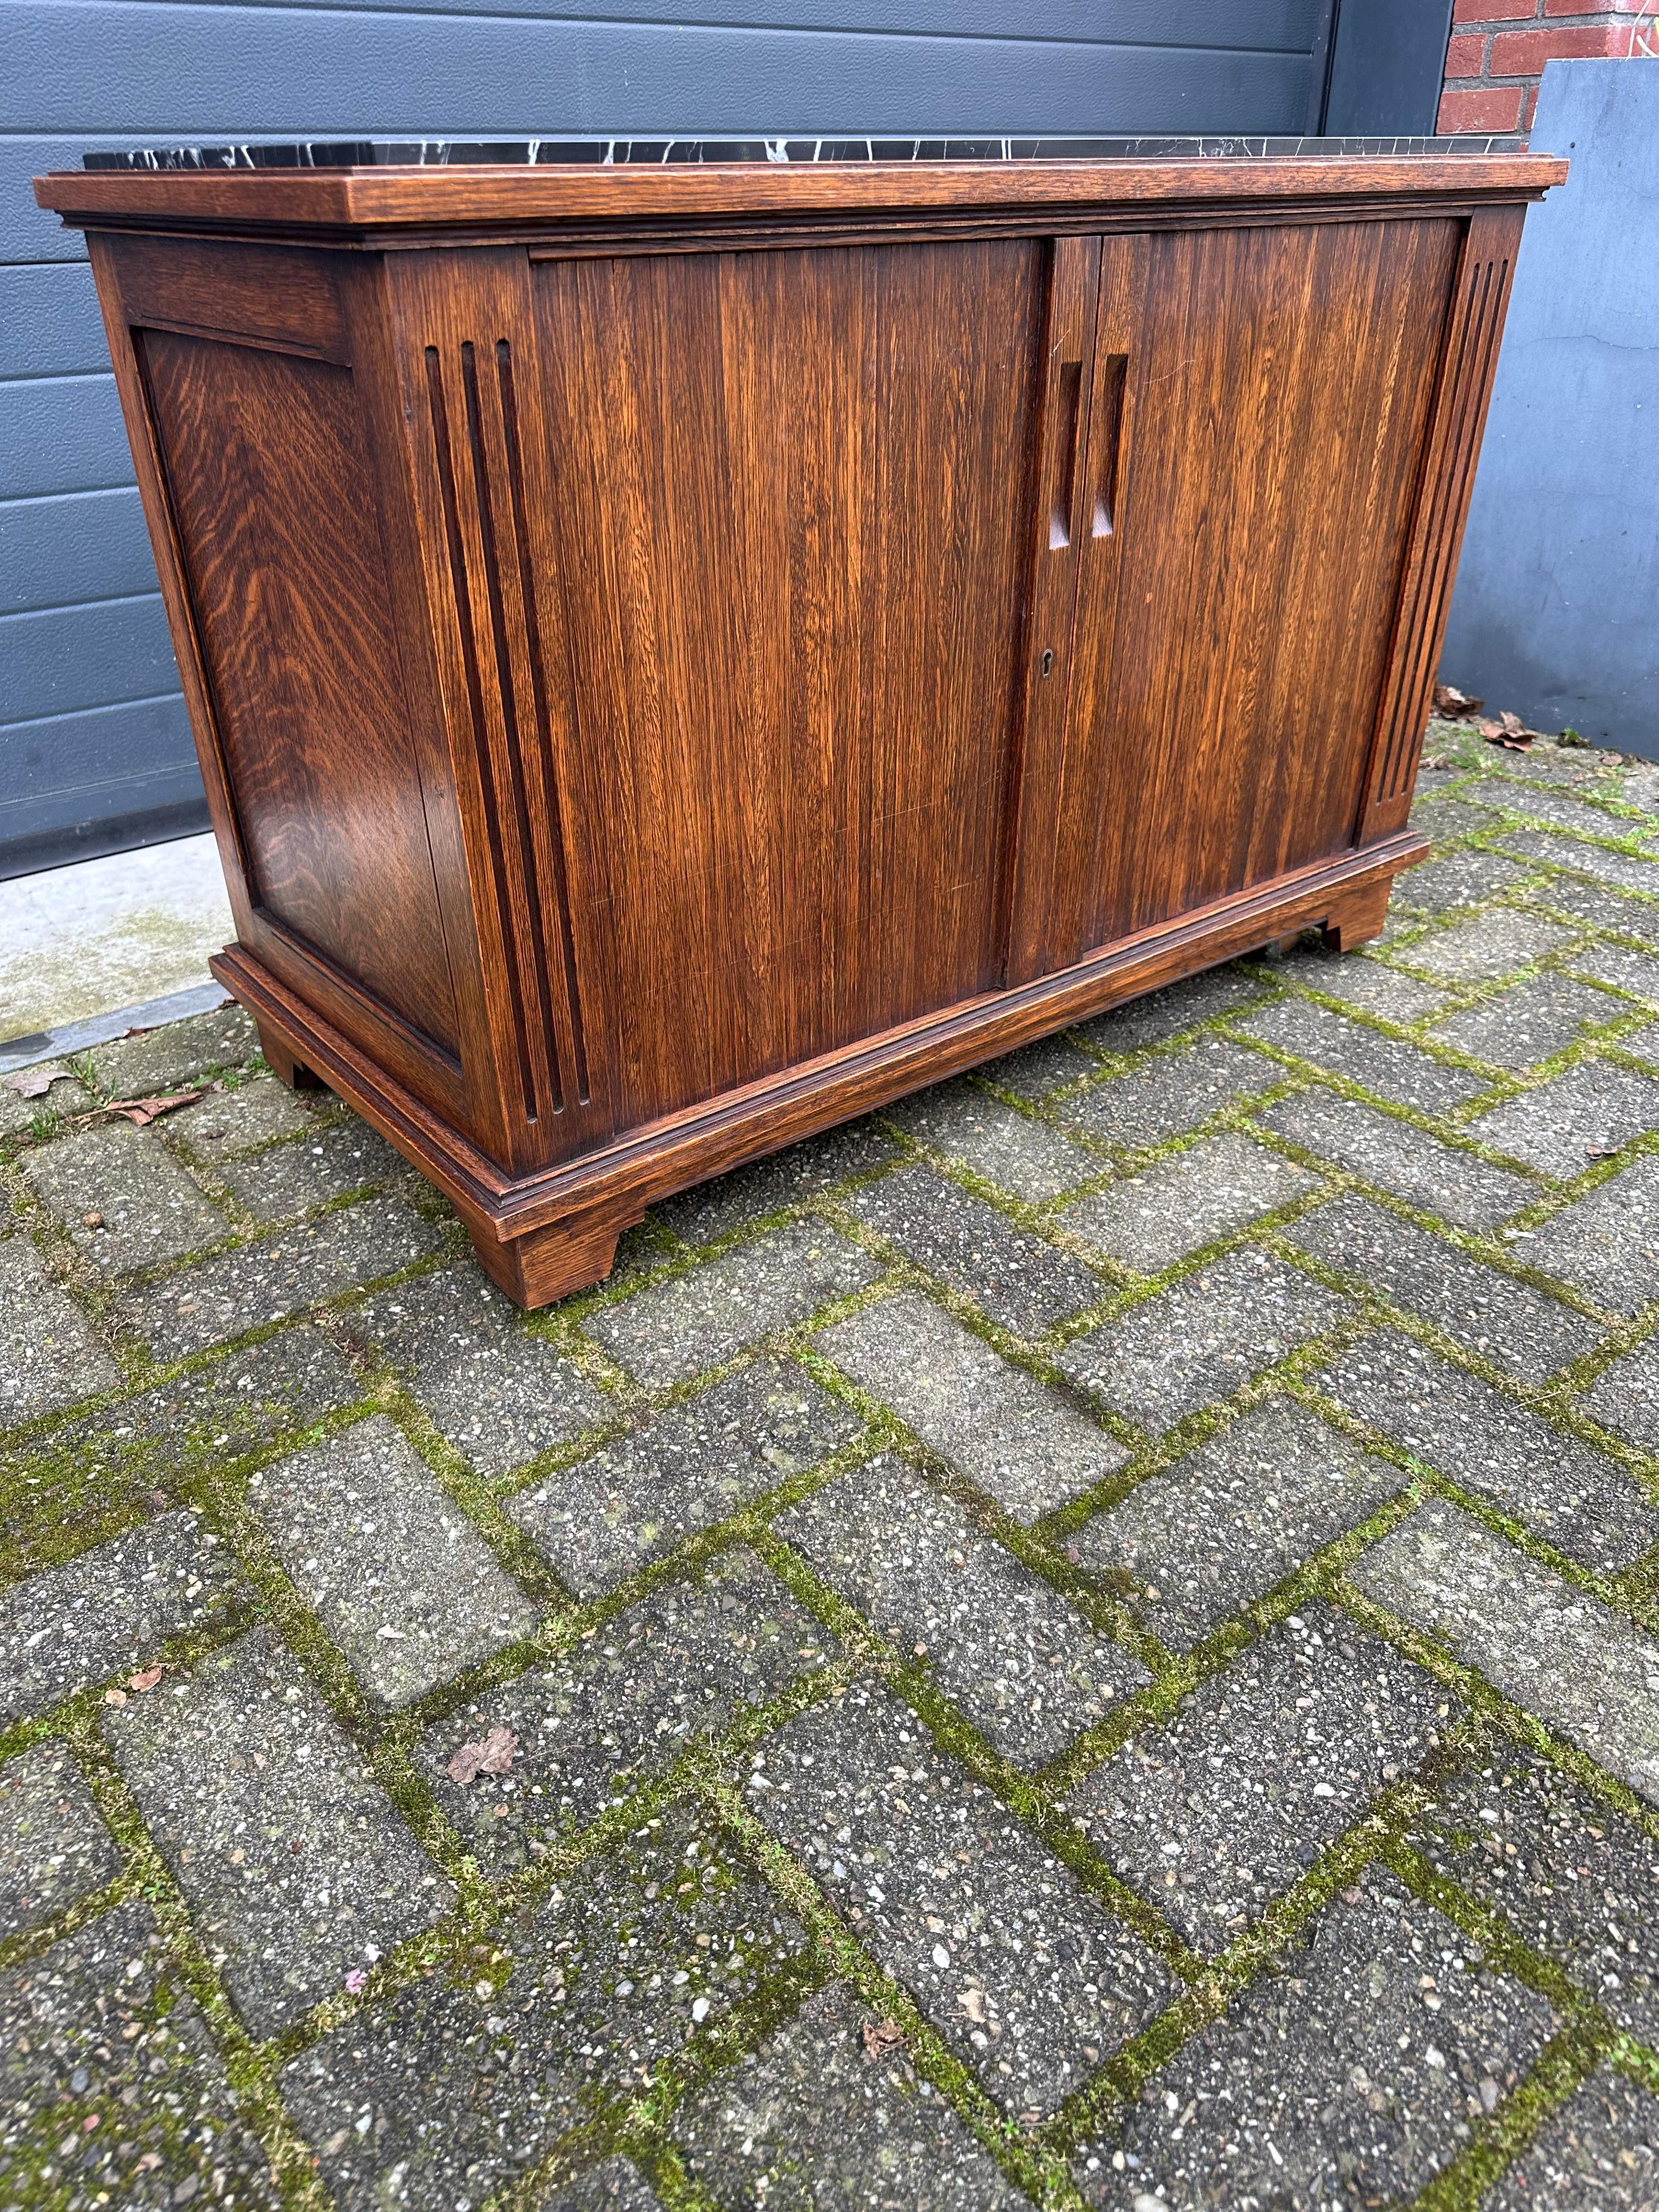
xmin=5 ymin=728 xmax=1659 ymax=2208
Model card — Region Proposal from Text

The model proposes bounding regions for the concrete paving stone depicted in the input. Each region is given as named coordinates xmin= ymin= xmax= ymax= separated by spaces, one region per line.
xmin=1255 ymin=1090 xmax=1535 ymax=1231
xmin=281 ymin=1804 xmax=804 ymax=2212
xmin=1470 ymin=1062 xmax=1659 ymax=1181
xmin=1502 ymin=827 xmax=1659 ymax=900
xmin=539 ymin=2157 xmax=664 ymax=2210
xmin=654 ymin=1121 xmax=900 ymax=1246
xmin=586 ymin=1217 xmax=880 ymax=1388
xmin=356 ymin=1264 xmax=607 ymax=1479
xmin=21 ymin=1120 xmax=229 ymax=1274
xmin=0 ymin=1067 xmax=91 ymax=1138
xmin=1406 ymin=792 xmax=1491 ymax=846
xmin=250 ymin=1414 xmax=537 ymax=1707
xmin=1583 ymin=1335 xmax=1659 ymax=1452
xmin=1470 ymin=780 xmax=1640 ymax=839
xmin=105 ymin=1625 xmax=454 ymax=2036
xmin=417 ymin=1544 xmax=837 ymax=1869
xmin=1235 ymin=998 xmax=1493 ymax=1113
xmin=743 ymin=1680 xmax=1176 ymax=2117
xmin=1075 ymin=1869 xmax=1557 ymax=2210
xmin=1490 ymin=743 xmax=1613 ymax=788
xmin=978 ymin=1029 xmax=1098 ymax=1101
xmin=1432 ymin=973 xmax=1626 ymax=1071
xmin=1058 ymin=1247 xmax=1350 ymax=1433
xmin=90 ymin=1002 xmax=257 ymax=1096
xmin=510 ymin=1357 xmax=859 ymax=1596
xmin=1279 ymin=944 xmax=1453 ymax=1024
xmin=1483 ymin=2067 xmax=1659 ymax=2212
xmin=0 ymin=1741 xmax=121 ymax=1939
xmin=813 ymin=1288 xmax=1128 ymax=1522
xmin=1532 ymin=870 xmax=1659 ymax=947
xmin=1074 ymin=1604 xmax=1449 ymax=1950
xmin=844 ymin=1165 xmax=1100 ymax=1340
xmin=1285 ymin=1192 xmax=1604 ymax=1383
xmin=1064 ymin=1130 xmax=1318 ymax=1276
xmin=1526 ymin=1155 xmax=1659 ymax=1317
xmin=0 ymin=1508 xmax=238 ymax=1726
xmin=1405 ymin=909 xmax=1579 ymax=981
xmin=1312 ymin=1328 xmax=1654 ymax=1572
xmin=121 ymin=1194 xmax=444 ymax=1358
xmin=1057 ymin=1035 xmax=1283 ymax=1151
xmin=217 ymin=1118 xmax=410 ymax=1222
xmin=1409 ymin=1746 xmax=1659 ymax=2043
xmin=1392 ymin=849 xmax=1536 ymax=916
xmin=1570 ymin=941 xmax=1659 ymax=1003
xmin=1075 ymin=964 xmax=1269 ymax=1054
xmin=167 ymin=1073 xmax=315 ymax=1157
xmin=0 ymin=1233 xmax=119 ymax=1426
xmin=883 ymin=1076 xmax=1099 ymax=1201
xmin=777 ymin=1454 xmax=1146 ymax=1766
xmin=0 ymin=1897 xmax=281 ymax=2209
xmin=673 ymin=1980 xmax=1026 ymax=2210
xmin=1073 ymin=1398 xmax=1404 ymax=1650
xmin=1625 ymin=763 xmax=1659 ymax=815
xmin=1350 ymin=1498 xmax=1659 ymax=1803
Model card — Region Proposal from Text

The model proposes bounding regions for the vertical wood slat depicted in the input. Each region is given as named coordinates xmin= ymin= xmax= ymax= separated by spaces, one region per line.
xmin=1358 ymin=204 xmax=1527 ymax=842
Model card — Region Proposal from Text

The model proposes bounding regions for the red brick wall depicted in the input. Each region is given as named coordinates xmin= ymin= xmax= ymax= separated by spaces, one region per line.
xmin=1438 ymin=0 xmax=1657 ymax=132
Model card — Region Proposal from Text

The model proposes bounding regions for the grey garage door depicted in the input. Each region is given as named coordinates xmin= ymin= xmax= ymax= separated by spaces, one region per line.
xmin=2 ymin=0 xmax=1329 ymax=878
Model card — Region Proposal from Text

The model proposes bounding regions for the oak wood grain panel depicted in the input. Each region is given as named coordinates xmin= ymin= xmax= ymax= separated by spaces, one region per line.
xmin=138 ymin=326 xmax=461 ymax=1053
xmin=1044 ymin=214 xmax=1462 ymax=966
xmin=534 ymin=237 xmax=1045 ymax=1128
xmin=104 ymin=232 xmax=348 ymax=360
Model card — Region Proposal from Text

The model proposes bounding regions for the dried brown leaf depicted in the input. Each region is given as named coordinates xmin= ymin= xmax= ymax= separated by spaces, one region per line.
xmin=2 ymin=1063 xmax=71 ymax=1099
xmin=861 ymin=2017 xmax=905 ymax=2060
xmin=128 ymin=1665 xmax=164 ymax=1692
xmin=1433 ymin=683 xmax=1482 ymax=718
xmin=103 ymin=1089 xmax=205 ymax=1127
xmin=446 ymin=1725 xmax=519 ymax=1785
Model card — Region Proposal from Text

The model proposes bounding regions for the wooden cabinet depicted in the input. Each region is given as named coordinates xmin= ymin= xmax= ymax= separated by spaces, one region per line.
xmin=37 ymin=143 xmax=1563 ymax=1306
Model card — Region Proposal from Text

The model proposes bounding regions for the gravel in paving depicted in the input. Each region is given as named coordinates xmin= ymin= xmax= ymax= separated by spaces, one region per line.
xmin=1284 ymin=1191 xmax=1604 ymax=1383
xmin=1403 ymin=909 xmax=1578 ymax=980
xmin=1409 ymin=1746 xmax=1659 ymax=2042
xmin=744 ymin=1681 xmax=1176 ymax=2116
xmin=1470 ymin=1062 xmax=1659 ymax=1180
xmin=0 ymin=1898 xmax=280 ymax=2208
xmin=1527 ymin=1155 xmax=1659 ymax=1316
xmin=91 ymin=1002 xmax=257 ymax=1094
xmin=1314 ymin=1327 xmax=1654 ymax=1571
xmin=1075 ymin=1869 xmax=1556 ymax=2210
xmin=355 ymin=1265 xmax=607 ymax=1478
xmin=281 ymin=1805 xmax=803 ymax=2212
xmin=1254 ymin=1090 xmax=1534 ymax=1231
xmin=653 ymin=1120 xmax=899 ymax=1245
xmin=0 ymin=1508 xmax=239 ymax=1725
xmin=1582 ymin=1335 xmax=1659 ymax=1452
xmin=1502 ymin=827 xmax=1659 ymax=899
xmin=777 ymin=1454 xmax=1146 ymax=1765
xmin=586 ymin=1218 xmax=880 ymax=1387
xmin=1350 ymin=1498 xmax=1659 ymax=1803
xmin=22 ymin=1121 xmax=229 ymax=1274
xmin=121 ymin=1195 xmax=444 ymax=1358
xmin=1234 ymin=998 xmax=1492 ymax=1113
xmin=540 ymin=2157 xmax=664 ymax=2210
xmin=1484 ymin=2067 xmax=1659 ymax=2212
xmin=1058 ymin=1248 xmax=1350 ymax=1432
xmin=168 ymin=1074 xmax=315 ymax=1156
xmin=1075 ymin=965 xmax=1269 ymax=1053
xmin=1568 ymin=941 xmax=1659 ymax=1003
xmin=217 ymin=1118 xmax=409 ymax=1221
xmin=673 ymin=1980 xmax=1026 ymax=2208
xmin=978 ymin=1030 xmax=1098 ymax=1101
xmin=509 ymin=1357 xmax=859 ymax=1596
xmin=105 ymin=1626 xmax=454 ymax=2035
xmin=0 ymin=1740 xmax=120 ymax=1939
xmin=1073 ymin=1397 xmax=1403 ymax=1649
xmin=1392 ymin=849 xmax=1536 ymax=916
xmin=1064 ymin=1130 xmax=1318 ymax=1276
xmin=250 ymin=1414 xmax=537 ymax=1706
xmin=1431 ymin=972 xmax=1625 ymax=1070
xmin=883 ymin=1076 xmax=1098 ymax=1201
xmin=814 ymin=1289 xmax=1127 ymax=1522
xmin=845 ymin=1166 xmax=1101 ymax=1339
xmin=418 ymin=1545 xmax=837 ymax=1867
xmin=1278 ymin=945 xmax=1452 ymax=1023
xmin=1057 ymin=1035 xmax=1283 ymax=1150
xmin=0 ymin=1233 xmax=119 ymax=1426
xmin=1074 ymin=1605 xmax=1448 ymax=1951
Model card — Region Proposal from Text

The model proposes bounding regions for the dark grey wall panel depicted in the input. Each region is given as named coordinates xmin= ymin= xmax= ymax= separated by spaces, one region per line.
xmin=4 ymin=596 xmax=179 ymax=722
xmin=0 ymin=264 xmax=110 ymax=379
xmin=0 ymin=697 xmax=202 ymax=881
xmin=1442 ymin=61 xmax=1659 ymax=757
xmin=0 ymin=490 xmax=159 ymax=616
xmin=1324 ymin=0 xmax=1453 ymax=136
xmin=1 ymin=376 xmax=129 ymax=500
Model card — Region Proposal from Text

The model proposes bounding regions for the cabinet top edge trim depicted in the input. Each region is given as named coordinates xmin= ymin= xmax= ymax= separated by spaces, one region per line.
xmin=36 ymin=154 xmax=1567 ymax=233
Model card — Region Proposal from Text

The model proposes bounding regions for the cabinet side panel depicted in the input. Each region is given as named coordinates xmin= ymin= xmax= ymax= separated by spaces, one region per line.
xmin=138 ymin=327 xmax=461 ymax=1055
xmin=535 ymin=239 xmax=1043 ymax=1130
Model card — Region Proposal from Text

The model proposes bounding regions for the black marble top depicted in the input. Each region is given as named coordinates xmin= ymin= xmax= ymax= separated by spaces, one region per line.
xmin=83 ymin=133 xmax=1527 ymax=173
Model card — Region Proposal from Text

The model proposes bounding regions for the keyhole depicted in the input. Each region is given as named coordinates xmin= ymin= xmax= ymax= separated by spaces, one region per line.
xmin=1040 ymin=648 xmax=1056 ymax=680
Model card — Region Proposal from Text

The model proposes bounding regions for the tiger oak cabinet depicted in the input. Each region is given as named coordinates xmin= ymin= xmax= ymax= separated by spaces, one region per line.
xmin=36 ymin=139 xmax=1565 ymax=1307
